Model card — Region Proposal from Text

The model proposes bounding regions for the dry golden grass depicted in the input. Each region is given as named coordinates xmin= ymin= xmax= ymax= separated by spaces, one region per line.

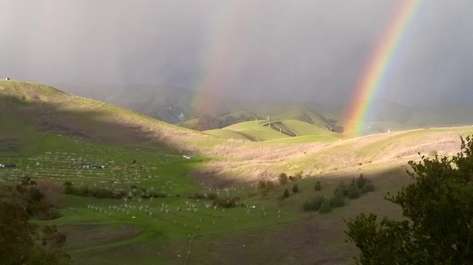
xmin=3 ymin=81 xmax=472 ymax=187
xmin=193 ymin=127 xmax=473 ymax=186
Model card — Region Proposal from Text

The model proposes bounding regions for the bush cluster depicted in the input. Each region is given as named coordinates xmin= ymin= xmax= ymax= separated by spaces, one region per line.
xmin=303 ymin=195 xmax=325 ymax=211
xmin=213 ymin=196 xmax=240 ymax=208
xmin=188 ymin=192 xmax=217 ymax=200
xmin=141 ymin=192 xmax=167 ymax=199
xmin=314 ymin=180 xmax=322 ymax=191
xmin=278 ymin=173 xmax=288 ymax=185
xmin=14 ymin=177 xmax=63 ymax=220
xmin=187 ymin=192 xmax=239 ymax=208
xmin=65 ymin=185 xmax=126 ymax=199
xmin=257 ymin=180 xmax=277 ymax=197
xmin=303 ymin=174 xmax=375 ymax=214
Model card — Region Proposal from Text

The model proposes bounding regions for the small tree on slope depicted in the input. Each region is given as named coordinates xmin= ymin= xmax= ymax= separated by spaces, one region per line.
xmin=345 ymin=135 xmax=473 ymax=264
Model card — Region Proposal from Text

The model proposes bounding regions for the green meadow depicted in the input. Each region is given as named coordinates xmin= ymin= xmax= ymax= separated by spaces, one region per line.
xmin=2 ymin=81 xmax=473 ymax=264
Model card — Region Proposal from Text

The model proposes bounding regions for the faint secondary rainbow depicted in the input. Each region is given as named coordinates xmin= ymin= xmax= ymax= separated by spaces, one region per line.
xmin=344 ymin=0 xmax=421 ymax=137
xmin=190 ymin=1 xmax=250 ymax=116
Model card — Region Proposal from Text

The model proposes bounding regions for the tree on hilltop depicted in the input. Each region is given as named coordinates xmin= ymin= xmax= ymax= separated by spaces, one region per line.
xmin=345 ymin=135 xmax=473 ymax=264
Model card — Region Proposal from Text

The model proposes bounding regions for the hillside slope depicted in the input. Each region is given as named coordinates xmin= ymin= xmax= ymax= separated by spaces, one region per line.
xmin=0 ymin=80 xmax=213 ymax=155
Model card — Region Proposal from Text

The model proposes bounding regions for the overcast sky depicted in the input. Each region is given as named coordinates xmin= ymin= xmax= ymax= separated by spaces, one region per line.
xmin=1 ymin=0 xmax=472 ymax=107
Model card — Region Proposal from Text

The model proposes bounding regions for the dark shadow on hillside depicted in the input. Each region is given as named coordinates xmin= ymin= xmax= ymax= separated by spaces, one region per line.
xmin=188 ymin=166 xmax=414 ymax=265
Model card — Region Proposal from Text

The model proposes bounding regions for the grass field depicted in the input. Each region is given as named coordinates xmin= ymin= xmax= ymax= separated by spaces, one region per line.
xmin=2 ymin=81 xmax=473 ymax=264
xmin=0 ymin=133 xmax=415 ymax=264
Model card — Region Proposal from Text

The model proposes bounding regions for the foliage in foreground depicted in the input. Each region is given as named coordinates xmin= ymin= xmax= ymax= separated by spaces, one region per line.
xmin=1 ymin=178 xmax=70 ymax=264
xmin=345 ymin=136 xmax=473 ymax=264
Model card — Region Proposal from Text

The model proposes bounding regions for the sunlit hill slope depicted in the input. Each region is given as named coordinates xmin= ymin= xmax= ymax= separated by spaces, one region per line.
xmin=0 ymin=80 xmax=211 ymax=156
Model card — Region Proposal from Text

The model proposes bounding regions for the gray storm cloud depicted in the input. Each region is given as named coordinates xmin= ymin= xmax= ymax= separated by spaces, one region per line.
xmin=0 ymin=0 xmax=472 ymax=107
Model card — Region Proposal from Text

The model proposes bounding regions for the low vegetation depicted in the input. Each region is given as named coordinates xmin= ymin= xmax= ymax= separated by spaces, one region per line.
xmin=0 ymin=177 xmax=70 ymax=264
xmin=3 ymin=81 xmax=473 ymax=264
xmin=346 ymin=136 xmax=473 ymax=264
xmin=303 ymin=175 xmax=375 ymax=214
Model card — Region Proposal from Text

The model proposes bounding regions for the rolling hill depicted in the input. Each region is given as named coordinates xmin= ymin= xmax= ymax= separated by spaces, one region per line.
xmin=205 ymin=119 xmax=340 ymax=142
xmin=0 ymin=80 xmax=212 ymax=155
xmin=54 ymin=82 xmax=473 ymax=139
xmin=54 ymin=83 xmax=243 ymax=125
xmin=3 ymin=80 xmax=473 ymax=265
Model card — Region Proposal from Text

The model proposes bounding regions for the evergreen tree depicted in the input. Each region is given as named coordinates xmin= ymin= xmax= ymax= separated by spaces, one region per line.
xmin=283 ymin=188 xmax=290 ymax=198
xmin=356 ymin=174 xmax=366 ymax=189
xmin=314 ymin=180 xmax=322 ymax=191
xmin=347 ymin=179 xmax=361 ymax=199
xmin=330 ymin=188 xmax=345 ymax=208
xmin=319 ymin=200 xmax=332 ymax=214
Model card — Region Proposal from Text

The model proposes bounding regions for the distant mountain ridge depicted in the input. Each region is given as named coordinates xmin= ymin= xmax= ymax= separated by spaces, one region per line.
xmin=52 ymin=83 xmax=473 ymax=136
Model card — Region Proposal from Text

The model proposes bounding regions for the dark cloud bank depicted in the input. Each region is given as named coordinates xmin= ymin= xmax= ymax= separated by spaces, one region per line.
xmin=1 ymin=0 xmax=473 ymax=108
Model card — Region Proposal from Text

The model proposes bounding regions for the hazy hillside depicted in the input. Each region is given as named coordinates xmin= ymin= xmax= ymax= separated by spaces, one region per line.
xmin=53 ymin=83 xmax=242 ymax=125
xmin=405 ymin=105 xmax=473 ymax=127
xmin=52 ymin=83 xmax=473 ymax=137
xmin=0 ymin=80 xmax=211 ymax=155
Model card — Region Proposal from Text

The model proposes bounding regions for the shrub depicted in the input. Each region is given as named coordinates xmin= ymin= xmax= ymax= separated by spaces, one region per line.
xmin=292 ymin=183 xmax=299 ymax=193
xmin=294 ymin=171 xmax=303 ymax=180
xmin=257 ymin=180 xmax=267 ymax=190
xmin=278 ymin=173 xmax=288 ymax=185
xmin=257 ymin=180 xmax=275 ymax=198
xmin=37 ymin=207 xmax=62 ymax=220
xmin=265 ymin=181 xmax=276 ymax=190
xmin=329 ymin=188 xmax=345 ymax=208
xmin=207 ymin=192 xmax=218 ymax=200
xmin=361 ymin=182 xmax=375 ymax=193
xmin=213 ymin=196 xmax=240 ymax=208
xmin=336 ymin=180 xmax=348 ymax=196
xmin=283 ymin=188 xmax=290 ymax=198
xmin=64 ymin=184 xmax=129 ymax=200
xmin=63 ymin=181 xmax=73 ymax=194
xmin=356 ymin=174 xmax=367 ymax=189
xmin=95 ymin=188 xmax=114 ymax=199
xmin=303 ymin=195 xmax=325 ymax=211
xmin=319 ymin=200 xmax=332 ymax=214
xmin=345 ymin=135 xmax=473 ymax=264
xmin=347 ymin=179 xmax=361 ymax=199
xmin=36 ymin=179 xmax=63 ymax=207
xmin=314 ymin=180 xmax=322 ymax=191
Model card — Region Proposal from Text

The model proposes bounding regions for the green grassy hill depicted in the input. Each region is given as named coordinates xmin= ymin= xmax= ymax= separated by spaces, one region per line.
xmin=0 ymin=80 xmax=212 ymax=156
xmin=56 ymin=83 xmax=249 ymax=125
xmin=222 ymin=121 xmax=289 ymax=141
xmin=4 ymin=80 xmax=473 ymax=265
xmin=204 ymin=119 xmax=340 ymax=142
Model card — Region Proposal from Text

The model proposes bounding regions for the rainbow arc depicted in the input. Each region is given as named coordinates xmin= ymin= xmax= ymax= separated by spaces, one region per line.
xmin=344 ymin=0 xmax=421 ymax=137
